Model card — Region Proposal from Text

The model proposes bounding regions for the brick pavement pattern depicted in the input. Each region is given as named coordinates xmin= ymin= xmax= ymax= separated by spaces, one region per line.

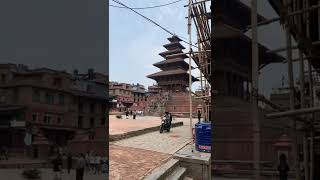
xmin=109 ymin=115 xmax=162 ymax=135
xmin=109 ymin=145 xmax=170 ymax=180
xmin=109 ymin=117 xmax=197 ymax=179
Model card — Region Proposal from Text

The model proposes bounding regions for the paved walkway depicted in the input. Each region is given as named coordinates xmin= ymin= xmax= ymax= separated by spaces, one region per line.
xmin=109 ymin=117 xmax=197 ymax=179
xmin=0 ymin=168 xmax=108 ymax=180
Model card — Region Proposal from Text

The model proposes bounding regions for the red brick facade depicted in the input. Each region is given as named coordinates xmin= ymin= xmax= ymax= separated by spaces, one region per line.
xmin=0 ymin=64 xmax=107 ymax=158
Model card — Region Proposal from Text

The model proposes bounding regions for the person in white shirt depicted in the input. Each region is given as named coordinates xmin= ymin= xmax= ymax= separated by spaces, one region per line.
xmin=89 ymin=154 xmax=95 ymax=172
xmin=94 ymin=154 xmax=101 ymax=174
xmin=85 ymin=151 xmax=90 ymax=173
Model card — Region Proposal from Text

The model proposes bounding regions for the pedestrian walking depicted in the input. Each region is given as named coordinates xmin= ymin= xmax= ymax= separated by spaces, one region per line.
xmin=67 ymin=153 xmax=72 ymax=174
xmin=52 ymin=155 xmax=63 ymax=180
xmin=85 ymin=151 xmax=90 ymax=172
xmin=89 ymin=153 xmax=95 ymax=172
xmin=76 ymin=153 xmax=86 ymax=180
xmin=169 ymin=112 xmax=173 ymax=126
xmin=94 ymin=154 xmax=101 ymax=174
xmin=1 ymin=147 xmax=8 ymax=160
xmin=125 ymin=110 xmax=129 ymax=119
xmin=197 ymin=110 xmax=201 ymax=123
xmin=101 ymin=157 xmax=108 ymax=174
xmin=133 ymin=111 xmax=136 ymax=119
xmin=277 ymin=154 xmax=290 ymax=180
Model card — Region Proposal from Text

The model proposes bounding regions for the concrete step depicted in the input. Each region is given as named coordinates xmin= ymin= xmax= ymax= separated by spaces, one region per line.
xmin=143 ymin=158 xmax=179 ymax=180
xmin=183 ymin=177 xmax=193 ymax=180
xmin=166 ymin=166 xmax=186 ymax=180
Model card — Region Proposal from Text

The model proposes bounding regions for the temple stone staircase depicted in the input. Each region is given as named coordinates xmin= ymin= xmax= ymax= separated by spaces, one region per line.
xmin=145 ymin=92 xmax=204 ymax=117
xmin=146 ymin=92 xmax=170 ymax=116
xmin=143 ymin=159 xmax=191 ymax=180
xmin=165 ymin=92 xmax=203 ymax=117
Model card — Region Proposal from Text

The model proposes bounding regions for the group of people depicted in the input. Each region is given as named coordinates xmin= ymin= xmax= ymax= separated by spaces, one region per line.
xmin=85 ymin=151 xmax=104 ymax=174
xmin=0 ymin=146 xmax=8 ymax=160
xmin=125 ymin=110 xmax=144 ymax=119
xmin=51 ymin=150 xmax=108 ymax=180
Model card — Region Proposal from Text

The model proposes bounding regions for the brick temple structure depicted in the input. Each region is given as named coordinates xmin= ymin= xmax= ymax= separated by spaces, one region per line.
xmin=146 ymin=36 xmax=203 ymax=117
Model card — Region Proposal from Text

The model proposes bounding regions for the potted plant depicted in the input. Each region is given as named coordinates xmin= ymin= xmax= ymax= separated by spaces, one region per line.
xmin=21 ymin=169 xmax=41 ymax=180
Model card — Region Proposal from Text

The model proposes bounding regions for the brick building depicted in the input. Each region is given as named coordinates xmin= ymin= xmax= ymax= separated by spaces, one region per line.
xmin=0 ymin=64 xmax=107 ymax=159
xmin=109 ymin=82 xmax=148 ymax=112
xmin=109 ymin=82 xmax=134 ymax=112
xmin=147 ymin=85 xmax=161 ymax=95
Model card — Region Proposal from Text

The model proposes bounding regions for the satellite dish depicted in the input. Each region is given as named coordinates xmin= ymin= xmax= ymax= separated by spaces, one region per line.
xmin=24 ymin=133 xmax=32 ymax=146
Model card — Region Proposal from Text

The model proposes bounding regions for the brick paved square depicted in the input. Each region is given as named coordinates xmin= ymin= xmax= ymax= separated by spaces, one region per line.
xmin=109 ymin=145 xmax=170 ymax=180
xmin=109 ymin=115 xmax=162 ymax=135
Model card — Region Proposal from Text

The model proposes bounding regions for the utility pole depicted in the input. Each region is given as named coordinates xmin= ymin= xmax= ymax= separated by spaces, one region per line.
xmin=300 ymin=54 xmax=310 ymax=180
xmin=299 ymin=48 xmax=309 ymax=180
xmin=308 ymin=61 xmax=314 ymax=180
xmin=188 ymin=0 xmax=193 ymax=149
xmin=285 ymin=15 xmax=299 ymax=180
xmin=251 ymin=0 xmax=260 ymax=179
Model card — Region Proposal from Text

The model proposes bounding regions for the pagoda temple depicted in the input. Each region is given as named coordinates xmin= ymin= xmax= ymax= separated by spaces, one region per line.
xmin=147 ymin=36 xmax=198 ymax=92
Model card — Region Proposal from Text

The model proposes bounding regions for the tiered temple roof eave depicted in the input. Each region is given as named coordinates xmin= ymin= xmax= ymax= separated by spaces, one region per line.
xmin=153 ymin=58 xmax=189 ymax=67
xmin=163 ymin=41 xmax=185 ymax=50
xmin=167 ymin=36 xmax=182 ymax=42
xmin=158 ymin=49 xmax=186 ymax=58
xmin=147 ymin=68 xmax=197 ymax=80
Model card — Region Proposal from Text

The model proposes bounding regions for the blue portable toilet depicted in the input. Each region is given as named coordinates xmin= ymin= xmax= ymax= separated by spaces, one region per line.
xmin=195 ymin=122 xmax=211 ymax=153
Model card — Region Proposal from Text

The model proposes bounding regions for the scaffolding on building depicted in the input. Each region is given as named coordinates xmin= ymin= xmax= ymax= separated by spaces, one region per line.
xmin=186 ymin=0 xmax=211 ymax=124
xmin=249 ymin=0 xmax=320 ymax=179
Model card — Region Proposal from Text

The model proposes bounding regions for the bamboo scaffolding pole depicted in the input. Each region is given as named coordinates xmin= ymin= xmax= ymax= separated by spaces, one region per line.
xmin=300 ymin=47 xmax=310 ymax=180
xmin=188 ymin=0 xmax=193 ymax=152
xmin=284 ymin=10 xmax=299 ymax=177
xmin=265 ymin=106 xmax=320 ymax=119
xmin=165 ymin=50 xmax=211 ymax=58
xmin=266 ymin=40 xmax=320 ymax=53
xmin=282 ymin=55 xmax=318 ymax=63
xmin=183 ymin=0 xmax=210 ymax=7
xmin=318 ymin=0 xmax=320 ymax=40
xmin=308 ymin=61 xmax=315 ymax=180
xmin=251 ymin=0 xmax=260 ymax=178
xmin=244 ymin=4 xmax=320 ymax=30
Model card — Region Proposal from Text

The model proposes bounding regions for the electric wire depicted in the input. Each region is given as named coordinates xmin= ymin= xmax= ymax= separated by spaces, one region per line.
xmin=109 ymin=0 xmax=183 ymax=9
xmin=111 ymin=0 xmax=199 ymax=49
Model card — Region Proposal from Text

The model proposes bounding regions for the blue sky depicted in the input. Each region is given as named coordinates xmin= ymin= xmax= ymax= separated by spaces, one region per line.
xmin=109 ymin=0 xmax=308 ymax=97
xmin=109 ymin=0 xmax=207 ymax=90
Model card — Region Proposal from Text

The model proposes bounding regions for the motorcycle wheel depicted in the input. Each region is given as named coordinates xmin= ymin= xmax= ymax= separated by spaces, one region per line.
xmin=160 ymin=126 xmax=163 ymax=133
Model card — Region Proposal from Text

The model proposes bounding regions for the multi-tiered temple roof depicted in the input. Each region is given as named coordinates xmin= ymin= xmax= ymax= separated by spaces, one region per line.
xmin=147 ymin=36 xmax=198 ymax=92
